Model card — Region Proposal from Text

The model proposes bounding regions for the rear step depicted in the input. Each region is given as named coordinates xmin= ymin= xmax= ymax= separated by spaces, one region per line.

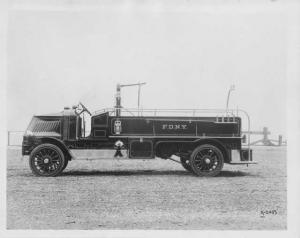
xmin=229 ymin=161 xmax=258 ymax=165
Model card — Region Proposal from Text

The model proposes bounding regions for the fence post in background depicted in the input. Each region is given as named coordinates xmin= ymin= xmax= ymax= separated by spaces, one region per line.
xmin=278 ymin=135 xmax=282 ymax=146
xmin=7 ymin=131 xmax=10 ymax=146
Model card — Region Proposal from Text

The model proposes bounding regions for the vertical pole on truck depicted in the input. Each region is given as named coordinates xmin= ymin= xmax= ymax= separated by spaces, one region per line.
xmin=137 ymin=82 xmax=146 ymax=116
xmin=138 ymin=82 xmax=141 ymax=116
xmin=116 ymin=84 xmax=121 ymax=117
xmin=115 ymin=82 xmax=146 ymax=117
xmin=226 ymin=85 xmax=235 ymax=116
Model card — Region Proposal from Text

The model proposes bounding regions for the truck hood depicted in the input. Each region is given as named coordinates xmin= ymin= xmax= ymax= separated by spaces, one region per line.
xmin=36 ymin=109 xmax=77 ymax=117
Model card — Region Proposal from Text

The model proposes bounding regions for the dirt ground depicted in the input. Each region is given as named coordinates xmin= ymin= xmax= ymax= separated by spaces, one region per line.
xmin=6 ymin=146 xmax=286 ymax=230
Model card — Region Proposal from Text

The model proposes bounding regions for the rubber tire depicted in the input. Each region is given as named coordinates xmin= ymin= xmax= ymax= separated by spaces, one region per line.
xmin=189 ymin=144 xmax=224 ymax=177
xmin=180 ymin=157 xmax=193 ymax=173
xmin=29 ymin=143 xmax=65 ymax=177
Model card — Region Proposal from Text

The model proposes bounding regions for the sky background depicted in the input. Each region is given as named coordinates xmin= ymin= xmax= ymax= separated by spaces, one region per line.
xmin=7 ymin=0 xmax=287 ymax=140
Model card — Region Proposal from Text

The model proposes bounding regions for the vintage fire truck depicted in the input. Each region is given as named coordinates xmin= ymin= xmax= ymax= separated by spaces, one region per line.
xmin=22 ymin=83 xmax=255 ymax=177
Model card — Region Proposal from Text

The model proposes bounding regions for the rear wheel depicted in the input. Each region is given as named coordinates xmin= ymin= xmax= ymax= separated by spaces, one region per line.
xmin=189 ymin=144 xmax=224 ymax=177
xmin=180 ymin=157 xmax=193 ymax=172
xmin=29 ymin=143 xmax=65 ymax=177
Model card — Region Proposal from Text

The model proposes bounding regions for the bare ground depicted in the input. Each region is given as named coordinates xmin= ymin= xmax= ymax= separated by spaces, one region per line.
xmin=7 ymin=146 xmax=286 ymax=230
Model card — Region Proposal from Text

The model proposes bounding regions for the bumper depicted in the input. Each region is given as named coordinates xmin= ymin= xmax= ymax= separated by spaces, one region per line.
xmin=22 ymin=144 xmax=31 ymax=156
xmin=240 ymin=148 xmax=253 ymax=161
xmin=22 ymin=136 xmax=36 ymax=156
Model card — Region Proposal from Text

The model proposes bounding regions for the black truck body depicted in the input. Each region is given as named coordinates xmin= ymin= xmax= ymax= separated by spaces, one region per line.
xmin=22 ymin=105 xmax=254 ymax=177
xmin=22 ymin=83 xmax=255 ymax=177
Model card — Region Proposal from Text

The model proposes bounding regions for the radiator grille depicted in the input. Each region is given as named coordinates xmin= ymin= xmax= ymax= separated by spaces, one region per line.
xmin=28 ymin=117 xmax=61 ymax=136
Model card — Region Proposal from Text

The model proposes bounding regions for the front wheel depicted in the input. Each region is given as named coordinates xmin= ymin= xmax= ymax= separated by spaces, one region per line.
xmin=62 ymin=159 xmax=69 ymax=171
xmin=29 ymin=143 xmax=65 ymax=177
xmin=189 ymin=144 xmax=224 ymax=177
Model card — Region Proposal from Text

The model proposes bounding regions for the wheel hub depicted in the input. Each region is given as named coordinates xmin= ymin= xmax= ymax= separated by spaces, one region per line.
xmin=204 ymin=157 xmax=211 ymax=164
xmin=43 ymin=157 xmax=51 ymax=164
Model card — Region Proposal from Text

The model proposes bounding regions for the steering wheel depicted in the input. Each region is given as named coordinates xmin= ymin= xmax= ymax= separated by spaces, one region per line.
xmin=73 ymin=102 xmax=92 ymax=116
xmin=79 ymin=102 xmax=92 ymax=116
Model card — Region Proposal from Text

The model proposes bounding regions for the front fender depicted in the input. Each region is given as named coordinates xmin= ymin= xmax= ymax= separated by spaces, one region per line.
xmin=22 ymin=136 xmax=73 ymax=160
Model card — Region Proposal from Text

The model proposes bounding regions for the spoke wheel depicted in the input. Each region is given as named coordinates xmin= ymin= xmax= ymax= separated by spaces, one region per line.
xmin=29 ymin=144 xmax=65 ymax=177
xmin=189 ymin=144 xmax=224 ymax=177
xmin=180 ymin=157 xmax=193 ymax=172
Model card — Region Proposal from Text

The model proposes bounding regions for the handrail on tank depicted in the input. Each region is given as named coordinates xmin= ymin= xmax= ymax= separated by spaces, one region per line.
xmin=95 ymin=108 xmax=239 ymax=115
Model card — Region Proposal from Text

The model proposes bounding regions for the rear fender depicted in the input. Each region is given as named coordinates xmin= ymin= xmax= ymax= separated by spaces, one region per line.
xmin=192 ymin=138 xmax=230 ymax=163
xmin=154 ymin=138 xmax=230 ymax=162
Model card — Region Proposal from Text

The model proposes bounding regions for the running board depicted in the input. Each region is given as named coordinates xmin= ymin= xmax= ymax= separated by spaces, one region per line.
xmin=69 ymin=149 xmax=128 ymax=160
xmin=229 ymin=161 xmax=258 ymax=165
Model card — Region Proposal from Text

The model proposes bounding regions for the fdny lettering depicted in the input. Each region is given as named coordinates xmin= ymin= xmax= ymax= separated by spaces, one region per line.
xmin=162 ymin=124 xmax=188 ymax=130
